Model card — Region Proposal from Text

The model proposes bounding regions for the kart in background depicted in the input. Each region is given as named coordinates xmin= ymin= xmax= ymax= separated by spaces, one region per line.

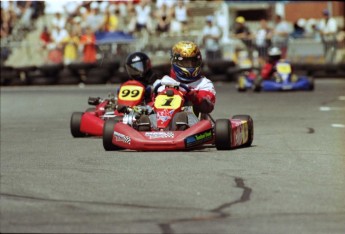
xmin=103 ymin=76 xmax=254 ymax=151
xmin=236 ymin=61 xmax=314 ymax=92
xmin=70 ymin=80 xmax=146 ymax=137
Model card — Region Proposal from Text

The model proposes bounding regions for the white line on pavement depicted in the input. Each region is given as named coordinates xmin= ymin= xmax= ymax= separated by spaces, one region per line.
xmin=320 ymin=106 xmax=331 ymax=111
xmin=331 ymin=124 xmax=345 ymax=128
xmin=320 ymin=106 xmax=345 ymax=111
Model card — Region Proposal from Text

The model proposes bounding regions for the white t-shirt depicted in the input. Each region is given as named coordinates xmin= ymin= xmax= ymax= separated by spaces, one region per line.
xmin=135 ymin=5 xmax=151 ymax=25
xmin=174 ymin=5 xmax=188 ymax=22
xmin=273 ymin=21 xmax=291 ymax=46
xmin=202 ymin=25 xmax=221 ymax=51
xmin=156 ymin=0 xmax=176 ymax=8
xmin=51 ymin=29 xmax=68 ymax=44
xmin=319 ymin=18 xmax=337 ymax=34
xmin=256 ymin=28 xmax=270 ymax=47
xmin=52 ymin=16 xmax=66 ymax=30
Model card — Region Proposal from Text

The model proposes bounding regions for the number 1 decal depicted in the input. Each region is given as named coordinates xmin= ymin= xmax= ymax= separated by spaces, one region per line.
xmin=161 ymin=98 xmax=174 ymax=106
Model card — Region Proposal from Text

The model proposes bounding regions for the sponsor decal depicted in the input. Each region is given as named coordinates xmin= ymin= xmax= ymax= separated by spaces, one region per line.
xmin=185 ymin=129 xmax=213 ymax=148
xmin=233 ymin=121 xmax=249 ymax=146
xmin=156 ymin=109 xmax=174 ymax=123
xmin=235 ymin=124 xmax=242 ymax=146
xmin=282 ymin=85 xmax=293 ymax=90
xmin=242 ymin=121 xmax=248 ymax=144
xmin=145 ymin=132 xmax=174 ymax=139
xmin=113 ymin=131 xmax=131 ymax=144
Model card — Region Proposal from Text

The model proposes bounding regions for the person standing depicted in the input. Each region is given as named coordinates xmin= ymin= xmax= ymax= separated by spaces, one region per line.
xmin=80 ymin=27 xmax=97 ymax=63
xmin=272 ymin=15 xmax=291 ymax=59
xmin=202 ymin=15 xmax=222 ymax=60
xmin=318 ymin=9 xmax=338 ymax=63
xmin=255 ymin=19 xmax=272 ymax=65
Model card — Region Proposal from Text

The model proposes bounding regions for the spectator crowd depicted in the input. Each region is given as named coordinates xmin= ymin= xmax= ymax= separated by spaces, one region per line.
xmin=1 ymin=0 xmax=344 ymax=66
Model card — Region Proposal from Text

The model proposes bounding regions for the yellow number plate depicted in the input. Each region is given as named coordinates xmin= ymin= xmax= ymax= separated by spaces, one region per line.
xmin=276 ymin=63 xmax=292 ymax=74
xmin=154 ymin=95 xmax=183 ymax=109
xmin=118 ymin=85 xmax=144 ymax=101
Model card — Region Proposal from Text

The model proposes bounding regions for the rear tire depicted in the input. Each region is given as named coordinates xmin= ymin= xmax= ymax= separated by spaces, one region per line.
xmin=237 ymin=76 xmax=247 ymax=92
xmin=70 ymin=112 xmax=85 ymax=137
xmin=308 ymin=77 xmax=314 ymax=91
xmin=215 ymin=119 xmax=231 ymax=150
xmin=103 ymin=119 xmax=122 ymax=151
xmin=253 ymin=78 xmax=262 ymax=92
xmin=171 ymin=112 xmax=189 ymax=131
xmin=232 ymin=115 xmax=253 ymax=147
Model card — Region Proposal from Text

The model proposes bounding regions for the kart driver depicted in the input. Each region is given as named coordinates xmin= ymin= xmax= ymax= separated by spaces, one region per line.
xmin=260 ymin=47 xmax=298 ymax=82
xmin=260 ymin=47 xmax=282 ymax=80
xmin=154 ymin=41 xmax=216 ymax=114
xmin=124 ymin=51 xmax=157 ymax=104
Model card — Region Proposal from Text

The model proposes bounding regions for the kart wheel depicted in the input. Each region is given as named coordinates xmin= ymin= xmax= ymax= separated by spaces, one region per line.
xmin=253 ymin=77 xmax=262 ymax=92
xmin=237 ymin=76 xmax=247 ymax=92
xmin=308 ymin=77 xmax=315 ymax=91
xmin=215 ymin=119 xmax=232 ymax=150
xmin=171 ymin=112 xmax=188 ymax=130
xmin=137 ymin=115 xmax=151 ymax=131
xmin=70 ymin=112 xmax=86 ymax=137
xmin=103 ymin=119 xmax=122 ymax=151
xmin=232 ymin=115 xmax=253 ymax=147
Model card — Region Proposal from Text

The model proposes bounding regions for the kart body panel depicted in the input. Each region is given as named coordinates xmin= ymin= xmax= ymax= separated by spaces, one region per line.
xmin=73 ymin=80 xmax=145 ymax=136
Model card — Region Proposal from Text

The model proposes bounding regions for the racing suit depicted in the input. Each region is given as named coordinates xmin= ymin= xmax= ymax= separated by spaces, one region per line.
xmin=260 ymin=61 xmax=277 ymax=80
xmin=153 ymin=75 xmax=216 ymax=114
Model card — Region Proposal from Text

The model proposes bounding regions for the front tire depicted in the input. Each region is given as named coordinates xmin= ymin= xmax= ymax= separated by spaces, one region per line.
xmin=215 ymin=119 xmax=232 ymax=150
xmin=232 ymin=115 xmax=254 ymax=147
xmin=103 ymin=119 xmax=122 ymax=151
xmin=70 ymin=112 xmax=85 ymax=137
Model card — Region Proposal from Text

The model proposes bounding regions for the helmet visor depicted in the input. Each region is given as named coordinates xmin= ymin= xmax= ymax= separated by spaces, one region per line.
xmin=130 ymin=61 xmax=145 ymax=73
xmin=175 ymin=56 xmax=202 ymax=68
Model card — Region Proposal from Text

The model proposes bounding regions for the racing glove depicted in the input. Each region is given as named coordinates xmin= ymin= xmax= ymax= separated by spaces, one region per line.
xmin=187 ymin=90 xmax=215 ymax=114
xmin=197 ymin=98 xmax=214 ymax=113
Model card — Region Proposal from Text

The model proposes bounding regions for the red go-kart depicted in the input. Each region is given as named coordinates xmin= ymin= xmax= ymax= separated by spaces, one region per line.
xmin=102 ymin=76 xmax=254 ymax=151
xmin=70 ymin=80 xmax=147 ymax=137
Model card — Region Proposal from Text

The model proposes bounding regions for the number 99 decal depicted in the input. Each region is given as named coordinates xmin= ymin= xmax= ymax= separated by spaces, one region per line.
xmin=118 ymin=85 xmax=144 ymax=101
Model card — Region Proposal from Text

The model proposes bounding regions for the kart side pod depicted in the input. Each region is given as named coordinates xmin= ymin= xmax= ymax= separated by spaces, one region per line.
xmin=215 ymin=115 xmax=254 ymax=150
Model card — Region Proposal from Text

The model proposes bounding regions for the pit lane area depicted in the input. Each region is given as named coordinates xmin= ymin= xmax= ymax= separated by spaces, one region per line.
xmin=1 ymin=79 xmax=344 ymax=233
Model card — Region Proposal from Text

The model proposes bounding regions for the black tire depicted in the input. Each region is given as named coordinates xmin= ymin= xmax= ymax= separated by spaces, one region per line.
xmin=70 ymin=112 xmax=85 ymax=137
xmin=232 ymin=115 xmax=253 ymax=147
xmin=171 ymin=112 xmax=188 ymax=131
xmin=215 ymin=119 xmax=231 ymax=150
xmin=137 ymin=115 xmax=151 ymax=131
xmin=308 ymin=77 xmax=314 ymax=91
xmin=253 ymin=78 xmax=262 ymax=92
xmin=237 ymin=76 xmax=247 ymax=92
xmin=103 ymin=119 xmax=122 ymax=151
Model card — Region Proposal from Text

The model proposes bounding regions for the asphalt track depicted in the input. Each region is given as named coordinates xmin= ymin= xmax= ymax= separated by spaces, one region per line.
xmin=1 ymin=79 xmax=345 ymax=233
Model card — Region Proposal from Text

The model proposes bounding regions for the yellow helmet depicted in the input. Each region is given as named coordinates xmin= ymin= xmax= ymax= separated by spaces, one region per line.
xmin=171 ymin=41 xmax=202 ymax=83
xmin=235 ymin=16 xmax=245 ymax=24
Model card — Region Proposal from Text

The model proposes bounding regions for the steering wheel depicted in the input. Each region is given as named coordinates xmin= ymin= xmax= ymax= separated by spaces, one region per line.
xmin=153 ymin=82 xmax=191 ymax=95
